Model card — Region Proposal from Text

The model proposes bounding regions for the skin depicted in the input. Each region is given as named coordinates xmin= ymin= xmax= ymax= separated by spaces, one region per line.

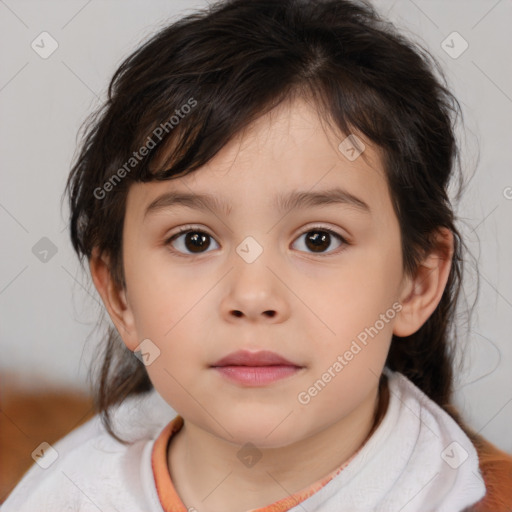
xmin=90 ymin=96 xmax=453 ymax=512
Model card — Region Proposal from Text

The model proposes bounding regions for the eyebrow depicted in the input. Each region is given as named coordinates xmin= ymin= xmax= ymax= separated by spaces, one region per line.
xmin=143 ymin=187 xmax=371 ymax=220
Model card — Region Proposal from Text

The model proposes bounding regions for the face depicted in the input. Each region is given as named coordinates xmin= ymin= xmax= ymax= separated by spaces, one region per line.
xmin=117 ymin=97 xmax=411 ymax=448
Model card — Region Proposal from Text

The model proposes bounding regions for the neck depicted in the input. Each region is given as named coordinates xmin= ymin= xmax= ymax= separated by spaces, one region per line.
xmin=168 ymin=375 xmax=389 ymax=512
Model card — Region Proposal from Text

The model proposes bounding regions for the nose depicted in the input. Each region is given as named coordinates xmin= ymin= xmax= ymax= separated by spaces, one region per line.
xmin=220 ymin=251 xmax=290 ymax=324
xmin=231 ymin=308 xmax=277 ymax=319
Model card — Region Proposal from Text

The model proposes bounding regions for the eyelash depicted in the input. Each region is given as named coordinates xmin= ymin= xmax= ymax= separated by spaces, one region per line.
xmin=164 ymin=225 xmax=349 ymax=258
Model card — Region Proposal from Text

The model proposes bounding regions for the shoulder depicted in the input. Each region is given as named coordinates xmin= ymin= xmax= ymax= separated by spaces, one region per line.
xmin=1 ymin=415 xmax=147 ymax=511
xmin=468 ymin=433 xmax=512 ymax=512
xmin=440 ymin=401 xmax=512 ymax=512
xmin=1 ymin=390 xmax=177 ymax=512
xmin=384 ymin=371 xmax=511 ymax=510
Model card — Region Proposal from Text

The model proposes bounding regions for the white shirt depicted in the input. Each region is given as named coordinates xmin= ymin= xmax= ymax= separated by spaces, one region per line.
xmin=1 ymin=369 xmax=486 ymax=511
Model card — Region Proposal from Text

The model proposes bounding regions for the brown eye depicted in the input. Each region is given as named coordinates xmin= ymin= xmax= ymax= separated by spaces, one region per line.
xmin=166 ymin=225 xmax=348 ymax=257
xmin=167 ymin=229 xmax=219 ymax=255
xmin=292 ymin=227 xmax=347 ymax=254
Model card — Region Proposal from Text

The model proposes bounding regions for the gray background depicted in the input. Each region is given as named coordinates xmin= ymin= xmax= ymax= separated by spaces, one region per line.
xmin=1 ymin=0 xmax=511 ymax=452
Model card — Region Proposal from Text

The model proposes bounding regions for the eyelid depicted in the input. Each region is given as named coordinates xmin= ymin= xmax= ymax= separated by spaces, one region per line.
xmin=166 ymin=224 xmax=214 ymax=240
xmin=166 ymin=223 xmax=348 ymax=239
xmin=294 ymin=223 xmax=349 ymax=241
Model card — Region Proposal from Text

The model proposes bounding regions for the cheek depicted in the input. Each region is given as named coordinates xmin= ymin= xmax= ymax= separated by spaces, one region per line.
xmin=296 ymin=250 xmax=401 ymax=385
xmin=125 ymin=251 xmax=211 ymax=362
xmin=305 ymin=253 xmax=401 ymax=334
xmin=125 ymin=248 xmax=193 ymax=334
xmin=126 ymin=259 xmax=209 ymax=412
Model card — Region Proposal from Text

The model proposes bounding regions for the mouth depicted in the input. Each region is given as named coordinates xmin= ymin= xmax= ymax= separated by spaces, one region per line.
xmin=211 ymin=349 xmax=301 ymax=367
xmin=210 ymin=350 xmax=304 ymax=386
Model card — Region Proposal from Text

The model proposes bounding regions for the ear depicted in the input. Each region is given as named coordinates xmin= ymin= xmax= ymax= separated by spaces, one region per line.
xmin=89 ymin=247 xmax=139 ymax=351
xmin=393 ymin=228 xmax=454 ymax=337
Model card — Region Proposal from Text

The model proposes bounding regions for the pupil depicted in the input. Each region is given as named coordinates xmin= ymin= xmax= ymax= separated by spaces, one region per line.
xmin=307 ymin=231 xmax=329 ymax=252
xmin=186 ymin=232 xmax=210 ymax=253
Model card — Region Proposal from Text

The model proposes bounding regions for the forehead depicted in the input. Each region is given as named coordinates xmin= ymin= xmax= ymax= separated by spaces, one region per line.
xmin=126 ymin=97 xmax=391 ymax=221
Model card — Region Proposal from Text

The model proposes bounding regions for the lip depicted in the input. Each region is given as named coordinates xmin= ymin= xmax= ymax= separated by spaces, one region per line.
xmin=211 ymin=350 xmax=300 ymax=367
xmin=210 ymin=350 xmax=304 ymax=387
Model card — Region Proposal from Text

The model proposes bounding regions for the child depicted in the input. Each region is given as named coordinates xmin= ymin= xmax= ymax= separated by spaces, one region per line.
xmin=3 ymin=0 xmax=512 ymax=510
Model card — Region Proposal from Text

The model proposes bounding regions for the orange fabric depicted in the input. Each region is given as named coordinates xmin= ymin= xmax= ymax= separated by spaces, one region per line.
xmin=151 ymin=415 xmax=357 ymax=512
xmin=152 ymin=416 xmax=187 ymax=512
xmin=469 ymin=433 xmax=512 ymax=512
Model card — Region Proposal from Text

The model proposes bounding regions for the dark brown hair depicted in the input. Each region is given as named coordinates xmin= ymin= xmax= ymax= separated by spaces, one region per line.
xmin=63 ymin=0 xmax=477 ymax=442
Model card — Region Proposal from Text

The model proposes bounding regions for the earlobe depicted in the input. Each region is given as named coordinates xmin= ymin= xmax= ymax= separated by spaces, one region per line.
xmin=393 ymin=228 xmax=454 ymax=337
xmin=89 ymin=248 xmax=138 ymax=350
